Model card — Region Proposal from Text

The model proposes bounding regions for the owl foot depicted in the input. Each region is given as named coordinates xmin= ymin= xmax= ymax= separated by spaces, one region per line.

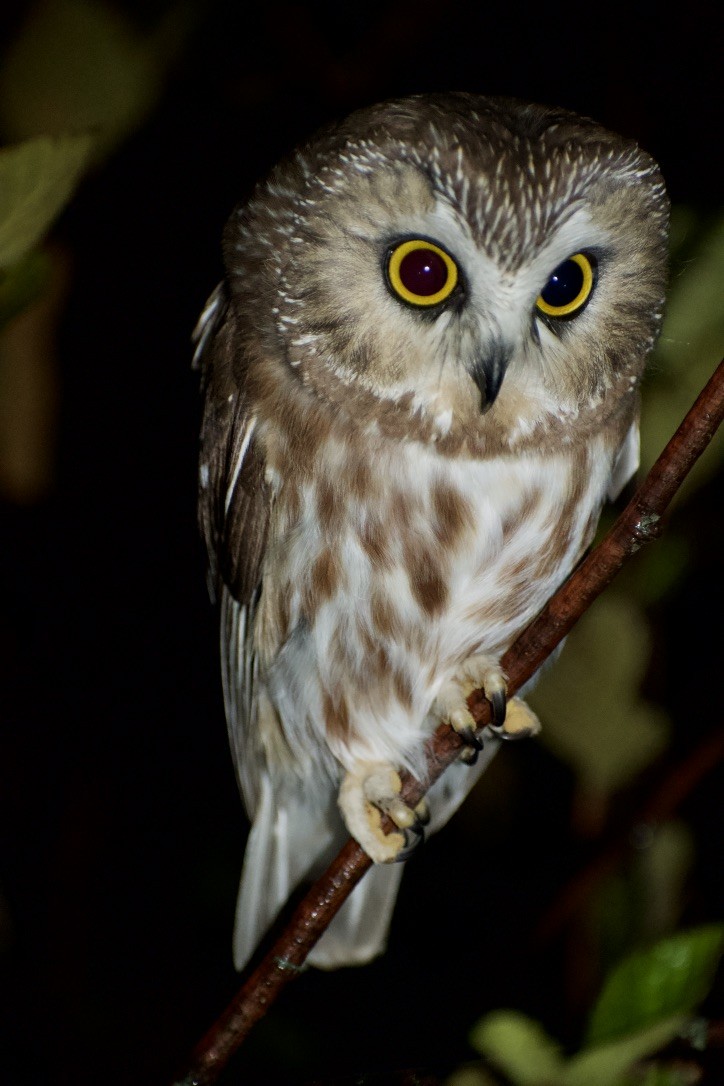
xmin=435 ymin=654 xmax=541 ymax=749
xmin=435 ymin=653 xmax=506 ymax=757
xmin=338 ymin=764 xmax=426 ymax=863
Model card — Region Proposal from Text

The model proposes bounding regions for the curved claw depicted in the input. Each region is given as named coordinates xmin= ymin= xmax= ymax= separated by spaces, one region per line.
xmin=394 ymin=820 xmax=425 ymax=863
xmin=488 ymin=689 xmax=507 ymax=727
xmin=457 ymin=723 xmax=485 ymax=766
xmin=458 ymin=725 xmax=484 ymax=751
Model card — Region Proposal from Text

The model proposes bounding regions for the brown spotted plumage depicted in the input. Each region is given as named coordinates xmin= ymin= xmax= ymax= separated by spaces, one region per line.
xmin=194 ymin=92 xmax=669 ymax=970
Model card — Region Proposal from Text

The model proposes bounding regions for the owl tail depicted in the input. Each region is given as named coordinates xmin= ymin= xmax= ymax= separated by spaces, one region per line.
xmin=232 ymin=772 xmax=405 ymax=972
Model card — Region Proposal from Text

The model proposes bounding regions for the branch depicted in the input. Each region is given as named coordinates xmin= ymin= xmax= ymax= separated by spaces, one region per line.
xmin=172 ymin=359 xmax=724 ymax=1086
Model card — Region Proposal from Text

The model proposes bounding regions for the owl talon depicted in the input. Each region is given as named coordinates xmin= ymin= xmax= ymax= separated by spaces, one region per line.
xmin=489 ymin=689 xmax=507 ymax=727
xmin=447 ymin=716 xmax=485 ymax=766
xmin=489 ymin=697 xmax=542 ymax=741
xmin=457 ymin=724 xmax=484 ymax=752
xmin=435 ymin=653 xmax=508 ymax=750
xmin=339 ymin=764 xmax=422 ymax=863
xmin=394 ymin=822 xmax=425 ymax=862
xmin=457 ymin=725 xmax=484 ymax=766
xmin=459 ymin=744 xmax=480 ymax=766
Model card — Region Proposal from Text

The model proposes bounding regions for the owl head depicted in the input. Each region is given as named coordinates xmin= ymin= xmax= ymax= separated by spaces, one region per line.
xmin=222 ymin=93 xmax=669 ymax=453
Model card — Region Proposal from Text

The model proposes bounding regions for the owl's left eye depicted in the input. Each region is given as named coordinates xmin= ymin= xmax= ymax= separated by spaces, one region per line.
xmin=536 ymin=253 xmax=595 ymax=318
xmin=386 ymin=239 xmax=459 ymax=307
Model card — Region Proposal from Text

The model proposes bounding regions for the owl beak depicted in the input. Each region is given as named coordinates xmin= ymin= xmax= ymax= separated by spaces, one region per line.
xmin=469 ymin=341 xmax=512 ymax=410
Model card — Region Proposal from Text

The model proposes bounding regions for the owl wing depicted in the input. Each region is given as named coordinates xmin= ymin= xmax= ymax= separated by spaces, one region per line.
xmin=194 ymin=282 xmax=275 ymax=812
xmin=194 ymin=286 xmax=380 ymax=971
xmin=195 ymin=285 xmax=293 ymax=968
xmin=193 ymin=282 xmax=270 ymax=608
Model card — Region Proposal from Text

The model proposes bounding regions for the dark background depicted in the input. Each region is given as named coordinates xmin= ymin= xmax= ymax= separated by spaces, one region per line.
xmin=1 ymin=2 xmax=722 ymax=1084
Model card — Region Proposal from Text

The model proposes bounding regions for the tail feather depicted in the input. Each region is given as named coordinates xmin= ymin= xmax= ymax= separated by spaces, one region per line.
xmin=232 ymin=774 xmax=341 ymax=971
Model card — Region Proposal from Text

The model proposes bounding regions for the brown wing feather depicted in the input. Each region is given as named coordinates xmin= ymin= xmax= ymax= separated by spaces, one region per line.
xmin=194 ymin=282 xmax=270 ymax=605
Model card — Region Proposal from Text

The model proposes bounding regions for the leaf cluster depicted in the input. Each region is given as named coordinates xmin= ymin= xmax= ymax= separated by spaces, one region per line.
xmin=460 ymin=925 xmax=723 ymax=1086
xmin=0 ymin=0 xmax=193 ymax=329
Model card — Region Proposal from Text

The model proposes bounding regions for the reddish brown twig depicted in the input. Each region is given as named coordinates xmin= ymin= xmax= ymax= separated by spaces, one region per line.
xmin=173 ymin=359 xmax=724 ymax=1086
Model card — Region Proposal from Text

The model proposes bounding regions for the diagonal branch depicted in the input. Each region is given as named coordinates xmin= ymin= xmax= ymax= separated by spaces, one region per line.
xmin=172 ymin=358 xmax=724 ymax=1086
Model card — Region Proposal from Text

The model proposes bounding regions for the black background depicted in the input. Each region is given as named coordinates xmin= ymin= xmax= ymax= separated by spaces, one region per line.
xmin=1 ymin=1 xmax=722 ymax=1084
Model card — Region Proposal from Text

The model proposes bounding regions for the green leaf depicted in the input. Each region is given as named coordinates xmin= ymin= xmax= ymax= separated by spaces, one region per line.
xmin=586 ymin=925 xmax=724 ymax=1047
xmin=0 ymin=0 xmax=194 ymax=160
xmin=469 ymin=1010 xmax=564 ymax=1085
xmin=0 ymin=133 xmax=92 ymax=268
xmin=563 ymin=1015 xmax=686 ymax=1086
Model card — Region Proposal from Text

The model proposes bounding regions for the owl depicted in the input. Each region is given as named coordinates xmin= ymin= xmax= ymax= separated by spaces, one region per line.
xmin=193 ymin=93 xmax=669 ymax=971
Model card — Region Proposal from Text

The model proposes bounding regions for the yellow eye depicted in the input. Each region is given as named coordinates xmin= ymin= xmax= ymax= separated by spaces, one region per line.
xmin=536 ymin=252 xmax=595 ymax=318
xmin=386 ymin=239 xmax=459 ymax=307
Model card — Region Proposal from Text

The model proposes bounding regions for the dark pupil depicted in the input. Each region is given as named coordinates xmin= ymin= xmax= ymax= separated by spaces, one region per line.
xmin=399 ymin=247 xmax=448 ymax=296
xmin=541 ymin=258 xmax=584 ymax=307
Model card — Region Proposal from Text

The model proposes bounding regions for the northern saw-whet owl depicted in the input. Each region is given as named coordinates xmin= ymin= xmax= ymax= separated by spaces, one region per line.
xmin=194 ymin=92 xmax=669 ymax=971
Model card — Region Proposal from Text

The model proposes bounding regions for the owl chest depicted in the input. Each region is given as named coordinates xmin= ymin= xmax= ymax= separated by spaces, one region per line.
xmin=268 ymin=439 xmax=610 ymax=684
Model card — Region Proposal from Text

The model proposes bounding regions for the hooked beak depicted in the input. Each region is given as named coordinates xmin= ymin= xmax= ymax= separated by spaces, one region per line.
xmin=468 ymin=340 xmax=513 ymax=411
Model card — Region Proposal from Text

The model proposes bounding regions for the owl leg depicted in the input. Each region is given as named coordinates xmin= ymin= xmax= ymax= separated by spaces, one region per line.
xmin=435 ymin=653 xmax=541 ymax=756
xmin=339 ymin=764 xmax=426 ymax=863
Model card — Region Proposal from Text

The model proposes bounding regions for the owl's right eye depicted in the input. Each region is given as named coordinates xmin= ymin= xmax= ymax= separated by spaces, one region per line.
xmin=386 ymin=239 xmax=459 ymax=307
xmin=536 ymin=252 xmax=595 ymax=318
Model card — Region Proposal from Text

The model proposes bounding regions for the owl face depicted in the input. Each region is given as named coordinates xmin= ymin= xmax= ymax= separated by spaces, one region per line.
xmin=224 ymin=94 xmax=668 ymax=450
